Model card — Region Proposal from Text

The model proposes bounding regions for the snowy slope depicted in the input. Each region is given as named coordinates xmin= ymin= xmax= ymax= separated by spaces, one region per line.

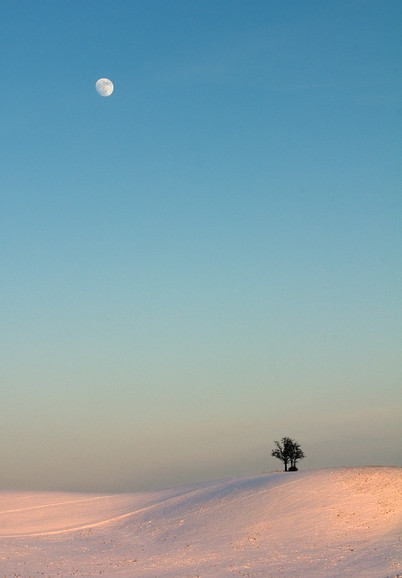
xmin=0 ymin=467 xmax=401 ymax=577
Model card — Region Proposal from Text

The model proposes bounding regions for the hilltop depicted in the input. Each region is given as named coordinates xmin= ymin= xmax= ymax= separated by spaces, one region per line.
xmin=0 ymin=467 xmax=401 ymax=577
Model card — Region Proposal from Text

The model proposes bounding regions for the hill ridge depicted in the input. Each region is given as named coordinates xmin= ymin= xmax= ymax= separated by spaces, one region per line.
xmin=0 ymin=466 xmax=401 ymax=577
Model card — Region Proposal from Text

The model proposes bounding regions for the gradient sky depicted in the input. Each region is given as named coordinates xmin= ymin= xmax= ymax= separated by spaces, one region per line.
xmin=1 ymin=0 xmax=401 ymax=492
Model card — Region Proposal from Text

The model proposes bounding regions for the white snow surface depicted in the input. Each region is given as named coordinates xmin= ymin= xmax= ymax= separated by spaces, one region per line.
xmin=0 ymin=467 xmax=401 ymax=577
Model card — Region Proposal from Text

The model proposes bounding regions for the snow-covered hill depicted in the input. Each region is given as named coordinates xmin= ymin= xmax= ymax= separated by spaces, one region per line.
xmin=0 ymin=467 xmax=401 ymax=577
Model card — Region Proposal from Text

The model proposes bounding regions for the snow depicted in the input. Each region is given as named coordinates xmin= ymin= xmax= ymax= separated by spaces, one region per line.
xmin=0 ymin=467 xmax=401 ymax=577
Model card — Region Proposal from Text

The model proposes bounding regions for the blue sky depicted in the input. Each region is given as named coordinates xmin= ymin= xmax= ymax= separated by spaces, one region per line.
xmin=1 ymin=0 xmax=401 ymax=492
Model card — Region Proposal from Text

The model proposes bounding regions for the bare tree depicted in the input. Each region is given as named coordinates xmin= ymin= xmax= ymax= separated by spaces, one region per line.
xmin=271 ymin=438 xmax=291 ymax=471
xmin=271 ymin=437 xmax=305 ymax=471
xmin=289 ymin=440 xmax=305 ymax=470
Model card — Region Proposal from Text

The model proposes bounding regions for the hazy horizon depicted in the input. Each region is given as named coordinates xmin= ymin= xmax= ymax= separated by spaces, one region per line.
xmin=1 ymin=0 xmax=401 ymax=493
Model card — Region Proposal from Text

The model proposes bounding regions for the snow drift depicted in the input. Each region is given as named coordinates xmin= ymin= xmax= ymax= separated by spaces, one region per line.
xmin=0 ymin=467 xmax=401 ymax=577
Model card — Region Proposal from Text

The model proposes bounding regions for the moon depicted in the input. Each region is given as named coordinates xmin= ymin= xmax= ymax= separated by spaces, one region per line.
xmin=95 ymin=78 xmax=114 ymax=97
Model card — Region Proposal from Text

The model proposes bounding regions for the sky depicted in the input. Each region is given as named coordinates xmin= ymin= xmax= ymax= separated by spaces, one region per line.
xmin=1 ymin=0 xmax=401 ymax=493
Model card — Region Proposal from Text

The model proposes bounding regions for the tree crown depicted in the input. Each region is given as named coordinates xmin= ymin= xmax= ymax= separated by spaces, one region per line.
xmin=271 ymin=437 xmax=305 ymax=471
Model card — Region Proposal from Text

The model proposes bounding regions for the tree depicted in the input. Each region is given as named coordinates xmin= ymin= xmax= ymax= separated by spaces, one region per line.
xmin=271 ymin=437 xmax=305 ymax=471
xmin=289 ymin=440 xmax=305 ymax=470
